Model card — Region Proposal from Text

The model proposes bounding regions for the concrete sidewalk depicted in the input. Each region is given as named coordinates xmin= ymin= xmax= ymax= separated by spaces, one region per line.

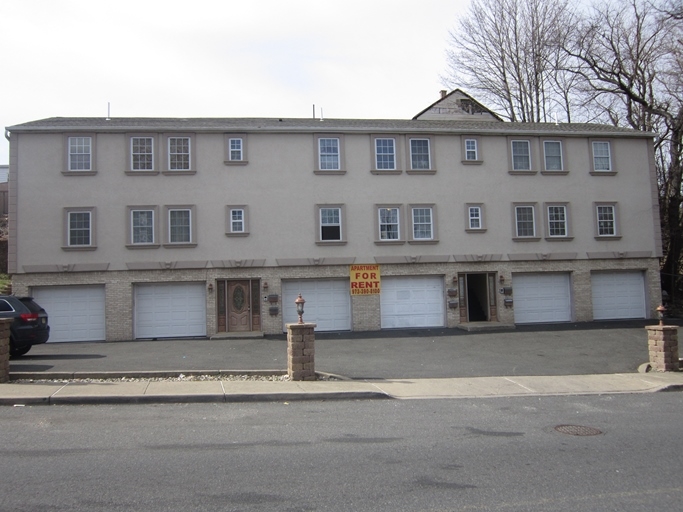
xmin=2 ymin=321 xmax=683 ymax=405
xmin=1 ymin=372 xmax=682 ymax=406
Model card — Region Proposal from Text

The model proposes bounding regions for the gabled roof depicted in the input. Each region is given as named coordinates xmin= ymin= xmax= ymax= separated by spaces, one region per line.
xmin=413 ymin=89 xmax=505 ymax=122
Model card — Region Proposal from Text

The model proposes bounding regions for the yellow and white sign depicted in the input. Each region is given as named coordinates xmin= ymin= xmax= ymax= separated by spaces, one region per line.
xmin=350 ymin=264 xmax=381 ymax=295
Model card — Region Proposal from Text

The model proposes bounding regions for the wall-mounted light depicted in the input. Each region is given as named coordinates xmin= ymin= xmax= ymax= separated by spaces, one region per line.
xmin=207 ymin=283 xmax=214 ymax=292
xmin=263 ymin=281 xmax=269 ymax=290
xmin=499 ymin=274 xmax=505 ymax=283
xmin=295 ymin=293 xmax=306 ymax=324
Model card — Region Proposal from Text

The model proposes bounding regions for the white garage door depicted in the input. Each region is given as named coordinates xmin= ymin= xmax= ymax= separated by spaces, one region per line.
xmin=282 ymin=280 xmax=351 ymax=331
xmin=32 ymin=285 xmax=106 ymax=343
xmin=135 ymin=283 xmax=206 ymax=339
xmin=592 ymin=271 xmax=646 ymax=320
xmin=513 ymin=273 xmax=572 ymax=324
xmin=380 ymin=276 xmax=444 ymax=329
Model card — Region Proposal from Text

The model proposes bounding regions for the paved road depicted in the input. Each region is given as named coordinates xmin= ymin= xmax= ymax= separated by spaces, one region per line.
xmin=9 ymin=321 xmax=660 ymax=379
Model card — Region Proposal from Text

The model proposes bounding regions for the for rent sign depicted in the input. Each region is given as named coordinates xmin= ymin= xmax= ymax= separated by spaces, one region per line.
xmin=350 ymin=264 xmax=380 ymax=295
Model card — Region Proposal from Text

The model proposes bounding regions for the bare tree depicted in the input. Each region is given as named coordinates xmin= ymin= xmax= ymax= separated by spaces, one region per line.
xmin=443 ymin=0 xmax=576 ymax=122
xmin=564 ymin=0 xmax=683 ymax=295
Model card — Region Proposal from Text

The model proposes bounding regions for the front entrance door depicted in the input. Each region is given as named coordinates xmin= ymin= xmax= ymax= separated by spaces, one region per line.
xmin=216 ymin=279 xmax=262 ymax=333
xmin=228 ymin=281 xmax=251 ymax=332
xmin=458 ymin=273 xmax=498 ymax=322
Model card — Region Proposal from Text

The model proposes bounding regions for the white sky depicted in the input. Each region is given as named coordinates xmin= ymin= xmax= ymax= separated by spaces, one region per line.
xmin=1 ymin=0 xmax=471 ymax=164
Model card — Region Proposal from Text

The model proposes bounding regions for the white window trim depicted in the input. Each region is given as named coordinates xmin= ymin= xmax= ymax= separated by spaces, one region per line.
xmin=127 ymin=205 xmax=160 ymax=248
xmin=512 ymin=203 xmax=540 ymax=241
xmin=316 ymin=204 xmax=346 ymax=245
xmin=162 ymin=133 xmax=196 ymax=174
xmin=225 ymin=205 xmax=250 ymax=236
xmin=127 ymin=134 xmax=159 ymax=174
xmin=224 ymin=133 xmax=248 ymax=165
xmin=465 ymin=203 xmax=486 ymax=232
xmin=510 ymin=139 xmax=532 ymax=172
xmin=544 ymin=202 xmax=573 ymax=240
xmin=542 ymin=139 xmax=566 ymax=173
xmin=375 ymin=204 xmax=404 ymax=244
xmin=371 ymin=135 xmax=401 ymax=173
xmin=63 ymin=134 xmax=97 ymax=175
xmin=407 ymin=136 xmax=435 ymax=173
xmin=590 ymin=140 xmax=616 ymax=175
xmin=164 ymin=204 xmax=197 ymax=247
xmin=314 ymin=134 xmax=345 ymax=174
xmin=63 ymin=207 xmax=97 ymax=251
xmin=594 ymin=202 xmax=622 ymax=239
xmin=408 ymin=204 xmax=438 ymax=244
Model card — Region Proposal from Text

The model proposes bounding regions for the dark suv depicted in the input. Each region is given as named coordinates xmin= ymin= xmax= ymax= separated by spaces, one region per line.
xmin=0 ymin=296 xmax=50 ymax=356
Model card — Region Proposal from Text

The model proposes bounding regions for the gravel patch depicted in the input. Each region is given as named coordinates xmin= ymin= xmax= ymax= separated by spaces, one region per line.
xmin=13 ymin=373 xmax=339 ymax=384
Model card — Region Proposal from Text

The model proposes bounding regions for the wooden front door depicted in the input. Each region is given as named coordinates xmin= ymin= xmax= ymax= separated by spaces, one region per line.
xmin=228 ymin=281 xmax=251 ymax=332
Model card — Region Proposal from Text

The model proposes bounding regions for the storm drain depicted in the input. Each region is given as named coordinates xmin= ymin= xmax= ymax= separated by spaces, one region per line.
xmin=554 ymin=424 xmax=602 ymax=436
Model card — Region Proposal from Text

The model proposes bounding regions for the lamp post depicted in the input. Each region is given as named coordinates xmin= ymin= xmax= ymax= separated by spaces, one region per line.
xmin=295 ymin=293 xmax=305 ymax=324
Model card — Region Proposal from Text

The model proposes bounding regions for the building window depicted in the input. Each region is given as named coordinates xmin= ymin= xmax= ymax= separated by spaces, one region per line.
xmin=409 ymin=138 xmax=431 ymax=170
xmin=379 ymin=207 xmax=400 ymax=240
xmin=131 ymin=137 xmax=154 ymax=171
xmin=514 ymin=204 xmax=537 ymax=239
xmin=69 ymin=211 xmax=91 ymax=246
xmin=465 ymin=139 xmax=478 ymax=161
xmin=375 ymin=138 xmax=396 ymax=170
xmin=411 ymin=207 xmax=433 ymax=240
xmin=164 ymin=205 xmax=196 ymax=246
xmin=132 ymin=209 xmax=155 ymax=244
xmin=68 ymin=136 xmax=92 ymax=171
xmin=543 ymin=141 xmax=563 ymax=171
xmin=63 ymin=207 xmax=96 ymax=250
xmin=592 ymin=141 xmax=612 ymax=171
xmin=546 ymin=204 xmax=568 ymax=237
xmin=225 ymin=205 xmax=249 ymax=236
xmin=319 ymin=137 xmax=340 ymax=170
xmin=320 ymin=207 xmax=341 ymax=241
xmin=229 ymin=138 xmax=243 ymax=161
xmin=596 ymin=204 xmax=618 ymax=237
xmin=465 ymin=204 xmax=488 ymax=232
xmin=168 ymin=137 xmax=191 ymax=171
xmin=511 ymin=140 xmax=531 ymax=171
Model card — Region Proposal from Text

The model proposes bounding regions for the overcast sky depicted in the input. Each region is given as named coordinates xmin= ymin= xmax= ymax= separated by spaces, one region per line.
xmin=1 ymin=0 xmax=472 ymax=164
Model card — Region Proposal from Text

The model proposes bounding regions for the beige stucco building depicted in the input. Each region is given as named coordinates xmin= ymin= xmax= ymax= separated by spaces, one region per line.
xmin=4 ymin=90 xmax=663 ymax=342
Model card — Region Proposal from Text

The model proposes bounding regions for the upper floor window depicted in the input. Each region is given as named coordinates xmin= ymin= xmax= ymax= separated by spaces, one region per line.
xmin=168 ymin=137 xmax=191 ymax=171
xmin=223 ymin=134 xmax=248 ymax=165
xmin=319 ymin=137 xmax=340 ymax=170
xmin=132 ymin=209 xmax=155 ymax=244
xmin=511 ymin=140 xmax=531 ymax=171
xmin=409 ymin=138 xmax=431 ymax=170
xmin=375 ymin=138 xmax=396 ymax=170
xmin=514 ymin=204 xmax=538 ymax=239
xmin=595 ymin=203 xmax=620 ymax=238
xmin=409 ymin=205 xmax=437 ymax=243
xmin=131 ymin=136 xmax=154 ymax=171
xmin=229 ymin=138 xmax=243 ymax=161
xmin=543 ymin=140 xmax=563 ymax=171
xmin=546 ymin=204 xmax=568 ymax=238
xmin=466 ymin=204 xmax=486 ymax=232
xmin=379 ymin=207 xmax=400 ymax=241
xmin=592 ymin=141 xmax=612 ymax=172
xmin=225 ymin=205 xmax=249 ymax=236
xmin=63 ymin=207 xmax=96 ymax=250
xmin=68 ymin=136 xmax=92 ymax=171
xmin=164 ymin=205 xmax=197 ymax=246
xmin=465 ymin=139 xmax=478 ymax=161
xmin=320 ymin=207 xmax=342 ymax=241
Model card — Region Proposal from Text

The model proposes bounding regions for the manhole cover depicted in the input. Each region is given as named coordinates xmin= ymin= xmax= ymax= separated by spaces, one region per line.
xmin=554 ymin=424 xmax=602 ymax=436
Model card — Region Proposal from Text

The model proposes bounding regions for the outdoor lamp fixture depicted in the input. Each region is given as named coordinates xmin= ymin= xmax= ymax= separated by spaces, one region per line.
xmin=207 ymin=283 xmax=214 ymax=292
xmin=657 ymin=304 xmax=666 ymax=325
xmin=295 ymin=293 xmax=305 ymax=324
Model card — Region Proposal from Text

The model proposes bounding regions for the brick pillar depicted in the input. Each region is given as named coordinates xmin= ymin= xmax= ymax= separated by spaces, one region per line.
xmin=286 ymin=322 xmax=317 ymax=381
xmin=646 ymin=325 xmax=680 ymax=372
xmin=0 ymin=318 xmax=12 ymax=383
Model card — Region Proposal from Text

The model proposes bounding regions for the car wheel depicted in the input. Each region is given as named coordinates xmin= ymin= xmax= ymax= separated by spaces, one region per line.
xmin=10 ymin=345 xmax=31 ymax=357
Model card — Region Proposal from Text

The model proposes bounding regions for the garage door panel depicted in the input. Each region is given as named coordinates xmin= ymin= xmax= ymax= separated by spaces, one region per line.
xmin=32 ymin=286 xmax=106 ymax=342
xmin=282 ymin=280 xmax=351 ymax=332
xmin=135 ymin=283 xmax=206 ymax=339
xmin=513 ymin=273 xmax=571 ymax=324
xmin=381 ymin=276 xmax=444 ymax=329
xmin=592 ymin=271 xmax=645 ymax=320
